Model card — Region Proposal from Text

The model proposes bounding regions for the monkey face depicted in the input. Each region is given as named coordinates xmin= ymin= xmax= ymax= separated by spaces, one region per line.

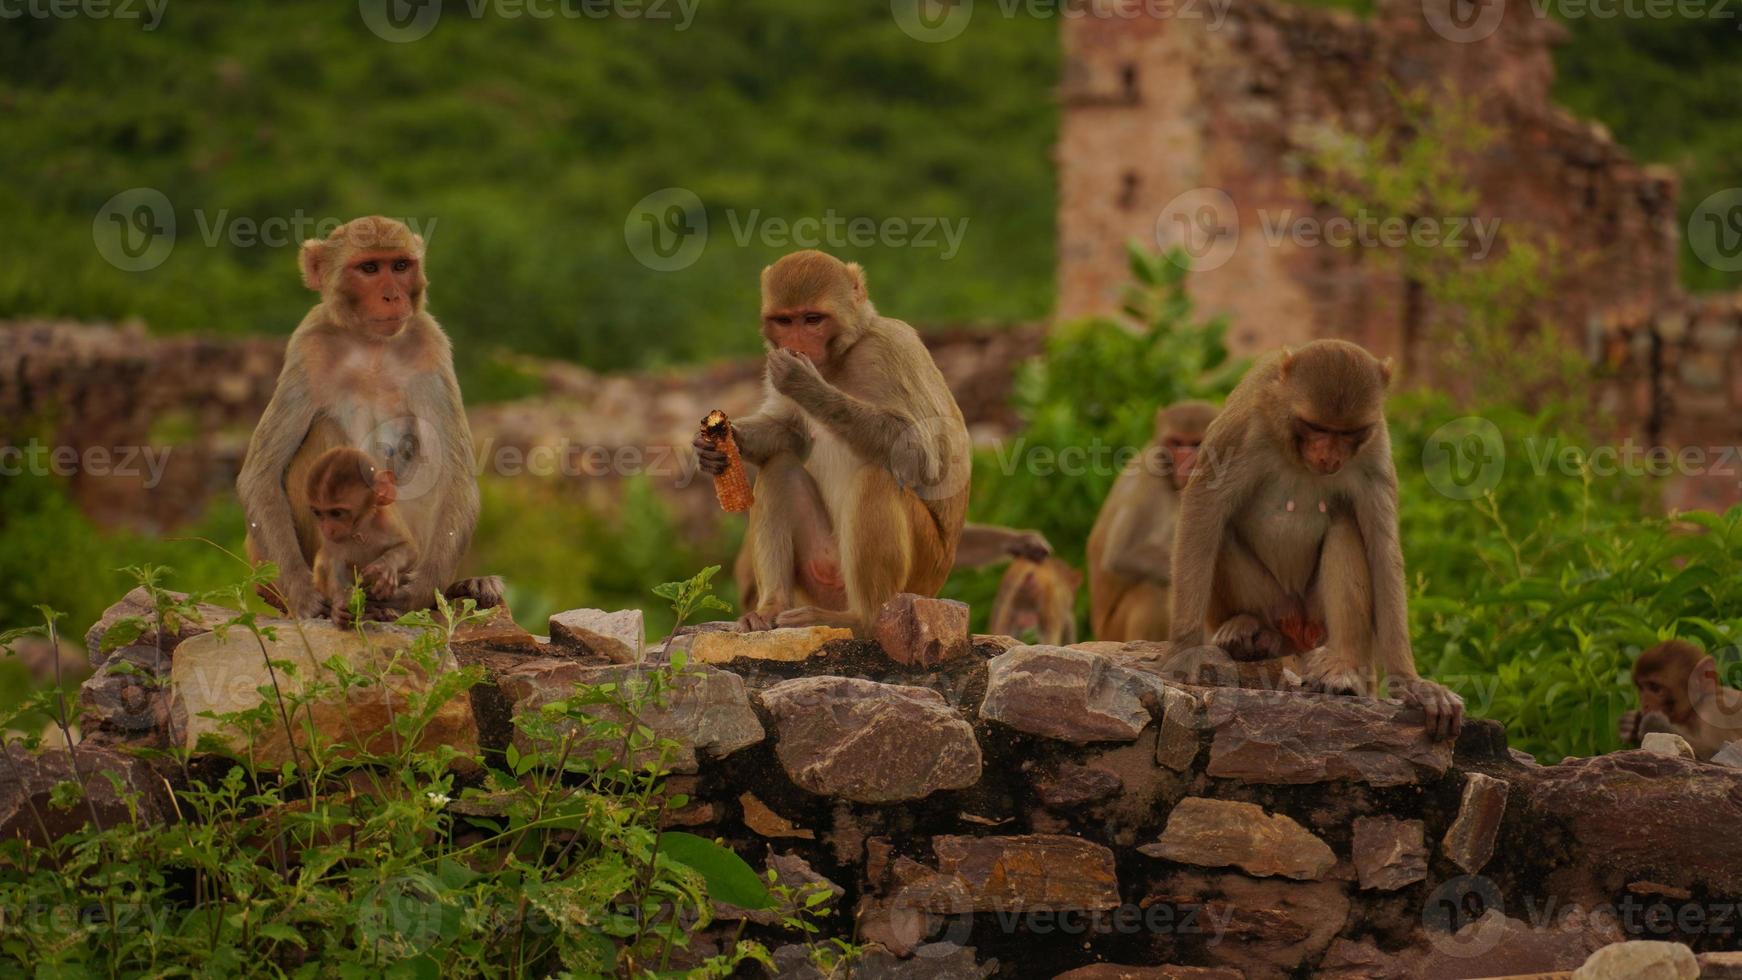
xmin=1164 ymin=436 xmax=1203 ymax=488
xmin=762 ymin=308 xmax=833 ymax=367
xmin=341 ymin=249 xmax=424 ymax=336
xmin=1294 ymin=419 xmax=1373 ymax=475
xmin=312 ymin=493 xmax=369 ymax=544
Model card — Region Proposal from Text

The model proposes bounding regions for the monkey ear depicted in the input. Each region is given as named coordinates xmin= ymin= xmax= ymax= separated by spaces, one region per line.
xmin=373 ymin=470 xmax=398 ymax=507
xmin=1278 ymin=347 xmax=1295 ymax=381
xmin=299 ymin=240 xmax=327 ymax=292
xmin=845 ymin=262 xmax=868 ymax=302
xmin=1695 ymin=656 xmax=1721 ymax=701
xmin=1379 ymin=356 xmax=1396 ymax=387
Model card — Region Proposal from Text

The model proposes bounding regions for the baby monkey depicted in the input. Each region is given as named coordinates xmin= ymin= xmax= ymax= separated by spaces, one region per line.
xmin=305 ymin=447 xmax=419 ymax=622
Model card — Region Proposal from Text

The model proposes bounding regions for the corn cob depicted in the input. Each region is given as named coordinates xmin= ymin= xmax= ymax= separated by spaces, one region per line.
xmin=701 ymin=410 xmax=754 ymax=512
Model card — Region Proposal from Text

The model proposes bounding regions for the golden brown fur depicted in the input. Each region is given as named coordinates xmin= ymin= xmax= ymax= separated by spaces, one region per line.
xmin=239 ymin=216 xmax=499 ymax=620
xmin=1168 ymin=340 xmax=1463 ymax=738
xmin=697 ymin=250 xmax=969 ymax=635
xmin=988 ymin=557 xmax=1081 ymax=645
xmin=1621 ymin=640 xmax=1742 ymax=759
xmin=1087 ymin=401 xmax=1217 ymax=641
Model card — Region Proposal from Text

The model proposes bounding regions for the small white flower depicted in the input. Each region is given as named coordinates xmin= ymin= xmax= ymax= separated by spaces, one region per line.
xmin=426 ymin=791 xmax=450 ymax=808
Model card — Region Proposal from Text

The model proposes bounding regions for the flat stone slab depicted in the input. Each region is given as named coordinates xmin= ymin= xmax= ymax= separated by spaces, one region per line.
xmin=760 ymin=676 xmax=981 ymax=803
xmin=981 ymin=645 xmax=1168 ymax=743
xmin=681 ymin=626 xmax=852 ymax=665
xmin=1140 ymin=797 xmax=1335 ymax=880
xmin=1351 ymin=815 xmax=1429 ymax=891
xmin=931 ymin=834 xmax=1120 ymax=912
xmin=548 ymin=607 xmax=644 ymax=662
xmin=500 ymin=659 xmax=762 ymax=772
xmin=1196 ymin=687 xmax=1453 ymax=786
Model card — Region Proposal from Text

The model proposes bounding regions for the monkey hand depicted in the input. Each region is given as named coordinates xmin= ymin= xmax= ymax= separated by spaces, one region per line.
xmin=361 ymin=562 xmax=400 ymax=599
xmin=291 ymin=589 xmax=331 ymax=621
xmin=1390 ymin=676 xmax=1465 ymax=741
xmin=1008 ymin=531 xmax=1053 ymax=563
xmin=1618 ymin=709 xmax=1642 ymax=744
xmin=767 ymin=348 xmax=825 ymax=402
xmin=692 ymin=432 xmax=730 ymax=477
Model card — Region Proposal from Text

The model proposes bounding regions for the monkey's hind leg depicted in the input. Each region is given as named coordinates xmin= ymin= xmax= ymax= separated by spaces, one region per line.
xmin=780 ymin=468 xmax=913 ymax=638
xmin=1301 ymin=517 xmax=1376 ymax=696
xmin=741 ymin=455 xmax=813 ymax=630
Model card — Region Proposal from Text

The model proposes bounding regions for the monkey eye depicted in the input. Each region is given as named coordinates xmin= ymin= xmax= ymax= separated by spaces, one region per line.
xmin=803 ymin=313 xmax=825 ymax=326
xmin=393 ymin=259 xmax=410 ymax=272
xmin=358 ymin=261 xmax=379 ymax=275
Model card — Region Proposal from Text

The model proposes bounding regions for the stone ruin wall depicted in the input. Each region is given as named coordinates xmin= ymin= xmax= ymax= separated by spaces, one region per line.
xmin=1056 ymin=0 xmax=1742 ymax=511
xmin=15 ymin=587 xmax=1741 ymax=979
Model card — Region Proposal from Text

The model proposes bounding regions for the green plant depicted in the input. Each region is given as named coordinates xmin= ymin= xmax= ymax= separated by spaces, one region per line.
xmin=0 ymin=564 xmax=825 ymax=976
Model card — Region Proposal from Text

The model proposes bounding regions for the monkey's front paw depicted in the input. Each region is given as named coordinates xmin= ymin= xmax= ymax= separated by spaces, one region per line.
xmin=1391 ymin=677 xmax=1465 ymax=741
xmin=738 ymin=608 xmax=779 ymax=632
xmin=1301 ymin=648 xmax=1374 ymax=698
xmin=1212 ymin=614 xmax=1287 ymax=662
xmin=444 ymin=576 xmax=505 ymax=609
xmin=767 ymin=348 xmax=823 ymax=399
xmin=1008 ymin=531 xmax=1053 ymax=563
xmin=293 ymin=592 xmax=331 ymax=620
xmin=362 ymin=563 xmax=399 ymax=599
xmin=1618 ymin=709 xmax=1642 ymax=744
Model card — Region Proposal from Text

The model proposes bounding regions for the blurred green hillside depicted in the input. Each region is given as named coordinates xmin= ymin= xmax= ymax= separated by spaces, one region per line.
xmin=2 ymin=2 xmax=1737 ymax=389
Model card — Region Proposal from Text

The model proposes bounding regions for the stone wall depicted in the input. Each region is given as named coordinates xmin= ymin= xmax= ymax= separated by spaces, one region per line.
xmin=38 ymin=588 xmax=1742 ymax=978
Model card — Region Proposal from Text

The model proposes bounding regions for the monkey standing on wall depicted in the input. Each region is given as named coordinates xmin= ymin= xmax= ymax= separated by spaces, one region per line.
xmin=1087 ymin=400 xmax=1217 ymax=642
xmin=1169 ymin=341 xmax=1464 ymax=738
xmin=238 ymin=216 xmax=501 ymax=620
xmin=1620 ymin=640 xmax=1742 ymax=759
xmin=694 ymin=251 xmax=970 ymax=635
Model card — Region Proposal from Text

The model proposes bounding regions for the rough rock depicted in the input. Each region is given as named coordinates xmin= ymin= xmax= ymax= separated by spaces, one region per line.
xmin=681 ymin=626 xmax=851 ymax=665
xmin=1517 ymin=751 xmax=1742 ymax=890
xmin=0 ymin=744 xmax=176 ymax=844
xmin=1402 ymin=908 xmax=1624 ymax=977
xmin=501 ymin=659 xmax=761 ymax=772
xmin=853 ymin=943 xmax=999 ymax=979
xmin=79 ymin=643 xmax=172 ymax=736
xmin=1641 ymin=732 xmax=1697 ymax=760
xmin=740 ymin=791 xmax=814 ymax=839
xmin=1441 ymin=771 xmax=1510 ymax=874
xmin=1053 ymin=967 xmax=1242 ymax=979
xmin=548 ymin=608 xmax=643 ymax=662
xmin=1350 ymin=815 xmax=1428 ymax=891
xmin=1144 ymin=871 xmax=1349 ymax=979
xmin=980 ymin=645 xmax=1168 ymax=743
xmin=930 ymin=834 xmax=1120 ymax=912
xmin=760 ymin=676 xmax=981 ymax=803
xmin=1149 ymin=643 xmax=1300 ymax=690
xmin=84 ymin=586 xmax=236 ymax=667
xmin=1033 ymin=763 xmax=1124 ymax=809
xmin=1197 ymin=687 xmax=1453 ymax=786
xmin=1154 ymin=686 xmax=1203 ymax=771
xmin=449 ymin=605 xmax=542 ymax=656
xmin=1315 ymin=938 xmax=1409 ymax=979
xmin=168 ymin=622 xmax=476 ymax=766
xmin=1572 ymin=941 xmax=1698 ymax=980
xmin=1701 ymin=951 xmax=1742 ymax=978
xmin=1140 ymin=797 xmax=1335 ymax=880
xmin=873 ymin=593 xmax=971 ymax=668
xmin=1712 ymin=741 xmax=1742 ymax=768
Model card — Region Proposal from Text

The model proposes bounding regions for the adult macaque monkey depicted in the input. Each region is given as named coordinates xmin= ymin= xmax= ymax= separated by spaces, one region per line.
xmin=1168 ymin=340 xmax=1464 ymax=739
xmin=694 ymin=250 xmax=970 ymax=635
xmin=238 ymin=216 xmax=501 ymax=619
xmin=1619 ymin=640 xmax=1742 ymax=759
xmin=1087 ymin=400 xmax=1217 ymax=641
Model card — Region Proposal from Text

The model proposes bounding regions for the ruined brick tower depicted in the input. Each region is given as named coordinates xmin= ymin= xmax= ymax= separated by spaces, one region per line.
xmin=1056 ymin=0 xmax=1742 ymax=509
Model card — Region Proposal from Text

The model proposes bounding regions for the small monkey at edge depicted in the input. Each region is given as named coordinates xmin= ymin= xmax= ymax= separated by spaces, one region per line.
xmin=695 ymin=250 xmax=970 ymax=636
xmin=306 ymin=448 xmax=419 ymax=622
xmin=1169 ymin=340 xmax=1464 ymax=739
xmin=1619 ymin=640 xmax=1742 ymax=759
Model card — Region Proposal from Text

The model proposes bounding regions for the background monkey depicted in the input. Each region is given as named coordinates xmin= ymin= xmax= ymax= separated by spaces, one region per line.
xmin=237 ymin=216 xmax=501 ymax=619
xmin=988 ymin=557 xmax=1081 ymax=645
xmin=305 ymin=447 xmax=418 ymax=621
xmin=1620 ymin=640 xmax=1742 ymax=759
xmin=1087 ymin=400 xmax=1217 ymax=641
xmin=1168 ymin=340 xmax=1464 ymax=738
xmin=694 ymin=250 xmax=970 ymax=635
